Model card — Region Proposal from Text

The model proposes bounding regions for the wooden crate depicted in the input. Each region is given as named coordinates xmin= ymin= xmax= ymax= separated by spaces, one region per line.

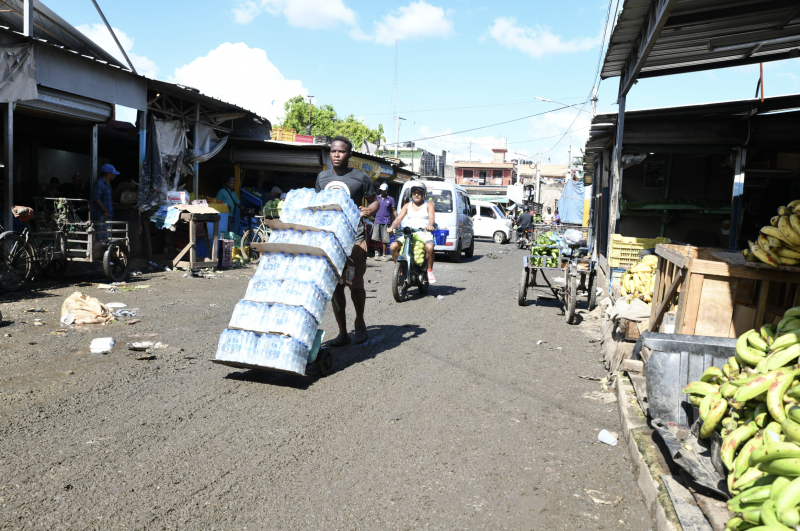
xmin=648 ymin=244 xmax=800 ymax=337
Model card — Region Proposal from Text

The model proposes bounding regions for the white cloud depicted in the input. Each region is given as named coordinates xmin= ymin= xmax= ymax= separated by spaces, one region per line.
xmin=486 ymin=17 xmax=600 ymax=59
xmin=371 ymin=2 xmax=454 ymax=45
xmin=231 ymin=0 xmax=357 ymax=29
xmin=75 ymin=23 xmax=158 ymax=78
xmin=171 ymin=42 xmax=308 ymax=123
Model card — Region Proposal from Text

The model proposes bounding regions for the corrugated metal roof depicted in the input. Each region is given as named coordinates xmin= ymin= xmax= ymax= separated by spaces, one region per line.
xmin=0 ymin=0 xmax=124 ymax=67
xmin=602 ymin=0 xmax=800 ymax=83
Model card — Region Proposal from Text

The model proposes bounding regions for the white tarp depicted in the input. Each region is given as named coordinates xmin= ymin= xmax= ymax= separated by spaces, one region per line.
xmin=188 ymin=124 xmax=227 ymax=164
xmin=0 ymin=44 xmax=37 ymax=103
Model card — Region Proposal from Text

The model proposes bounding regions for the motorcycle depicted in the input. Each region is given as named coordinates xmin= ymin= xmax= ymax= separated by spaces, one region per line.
xmin=391 ymin=226 xmax=433 ymax=302
xmin=516 ymin=227 xmax=533 ymax=249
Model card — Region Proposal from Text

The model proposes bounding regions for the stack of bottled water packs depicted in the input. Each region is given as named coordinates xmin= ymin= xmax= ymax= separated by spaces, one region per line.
xmin=215 ymin=188 xmax=359 ymax=375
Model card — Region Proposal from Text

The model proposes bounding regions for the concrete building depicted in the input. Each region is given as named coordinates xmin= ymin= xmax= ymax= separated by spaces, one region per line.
xmin=453 ymin=146 xmax=516 ymax=188
xmin=378 ymin=143 xmax=445 ymax=177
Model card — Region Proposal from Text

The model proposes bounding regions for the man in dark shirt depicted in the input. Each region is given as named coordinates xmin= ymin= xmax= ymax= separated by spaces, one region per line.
xmin=316 ymin=136 xmax=379 ymax=346
xmin=516 ymin=209 xmax=534 ymax=239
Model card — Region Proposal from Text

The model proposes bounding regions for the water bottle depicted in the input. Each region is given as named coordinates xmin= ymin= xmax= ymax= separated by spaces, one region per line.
xmin=312 ymin=189 xmax=332 ymax=208
xmin=316 ymin=232 xmax=346 ymax=273
xmin=284 ymin=188 xmax=316 ymax=210
xmin=279 ymin=208 xmax=300 ymax=224
xmin=255 ymin=252 xmax=292 ymax=280
xmin=250 ymin=302 xmax=272 ymax=333
xmin=229 ymin=301 xmax=252 ymax=329
xmin=277 ymin=280 xmax=327 ymax=323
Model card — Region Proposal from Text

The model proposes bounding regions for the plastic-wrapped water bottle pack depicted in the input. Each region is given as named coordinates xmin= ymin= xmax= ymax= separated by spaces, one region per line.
xmin=254 ymin=252 xmax=293 ymax=280
xmin=255 ymin=334 xmax=309 ymax=374
xmin=280 ymin=208 xmax=315 ymax=226
xmin=229 ymin=300 xmax=272 ymax=332
xmin=300 ymin=230 xmax=346 ymax=273
xmin=215 ymin=329 xmax=260 ymax=362
xmin=310 ymin=210 xmax=355 ymax=255
xmin=312 ymin=189 xmax=360 ymax=231
xmin=266 ymin=304 xmax=317 ymax=348
xmin=276 ymin=279 xmax=327 ymax=324
xmin=288 ymin=254 xmax=337 ymax=298
xmin=282 ymin=188 xmax=316 ymax=211
xmin=244 ymin=278 xmax=282 ymax=303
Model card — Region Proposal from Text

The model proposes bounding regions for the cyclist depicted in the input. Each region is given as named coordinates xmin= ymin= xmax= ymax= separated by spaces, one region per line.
xmin=388 ymin=182 xmax=436 ymax=284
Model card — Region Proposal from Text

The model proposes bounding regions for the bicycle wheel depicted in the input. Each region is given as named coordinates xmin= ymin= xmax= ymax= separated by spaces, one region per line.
xmin=565 ymin=274 xmax=578 ymax=324
xmin=0 ymin=233 xmax=34 ymax=291
xmin=587 ymin=271 xmax=598 ymax=311
xmin=241 ymin=229 xmax=265 ymax=263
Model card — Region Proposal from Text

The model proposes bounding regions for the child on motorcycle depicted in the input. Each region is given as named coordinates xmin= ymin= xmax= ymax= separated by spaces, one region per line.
xmin=388 ymin=182 xmax=437 ymax=284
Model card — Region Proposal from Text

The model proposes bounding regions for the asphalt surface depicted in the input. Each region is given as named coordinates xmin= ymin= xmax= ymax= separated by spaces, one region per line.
xmin=0 ymin=240 xmax=652 ymax=530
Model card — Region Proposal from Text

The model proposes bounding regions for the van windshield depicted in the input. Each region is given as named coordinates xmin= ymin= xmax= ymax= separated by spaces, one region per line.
xmin=401 ymin=188 xmax=453 ymax=213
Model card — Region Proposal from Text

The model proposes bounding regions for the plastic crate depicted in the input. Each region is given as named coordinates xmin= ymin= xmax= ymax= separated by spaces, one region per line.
xmin=205 ymin=202 xmax=229 ymax=214
xmin=609 ymin=235 xmax=671 ymax=268
xmin=609 ymin=267 xmax=625 ymax=294
xmin=240 ymin=189 xmax=263 ymax=208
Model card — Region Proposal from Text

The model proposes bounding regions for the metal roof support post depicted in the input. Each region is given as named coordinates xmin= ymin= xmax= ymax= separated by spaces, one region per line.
xmin=90 ymin=124 xmax=98 ymax=211
xmin=138 ymin=109 xmax=147 ymax=184
xmin=607 ymin=95 xmax=626 ymax=258
xmin=193 ymin=106 xmax=199 ymax=199
xmin=23 ymin=0 xmax=33 ymax=37
xmin=3 ymin=102 xmax=12 ymax=232
xmin=729 ymin=147 xmax=746 ymax=251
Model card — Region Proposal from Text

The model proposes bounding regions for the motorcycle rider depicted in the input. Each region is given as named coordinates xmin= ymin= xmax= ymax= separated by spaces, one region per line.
xmin=516 ymin=209 xmax=534 ymax=241
xmin=388 ymin=182 xmax=437 ymax=284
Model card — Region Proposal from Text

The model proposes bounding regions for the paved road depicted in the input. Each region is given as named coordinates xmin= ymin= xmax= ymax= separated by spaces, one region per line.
xmin=0 ymin=240 xmax=651 ymax=530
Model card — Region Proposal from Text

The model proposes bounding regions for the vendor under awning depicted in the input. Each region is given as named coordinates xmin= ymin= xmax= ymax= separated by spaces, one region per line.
xmin=216 ymin=176 xmax=241 ymax=234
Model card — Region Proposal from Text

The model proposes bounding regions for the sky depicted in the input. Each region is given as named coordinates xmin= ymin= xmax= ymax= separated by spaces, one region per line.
xmin=48 ymin=0 xmax=800 ymax=165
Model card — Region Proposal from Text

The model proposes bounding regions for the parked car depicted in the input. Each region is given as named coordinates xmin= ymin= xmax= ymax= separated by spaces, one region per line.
xmin=398 ymin=180 xmax=474 ymax=263
xmin=470 ymin=200 xmax=512 ymax=244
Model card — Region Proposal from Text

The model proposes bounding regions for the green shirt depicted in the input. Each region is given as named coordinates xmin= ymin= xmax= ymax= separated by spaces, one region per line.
xmin=216 ymin=188 xmax=240 ymax=216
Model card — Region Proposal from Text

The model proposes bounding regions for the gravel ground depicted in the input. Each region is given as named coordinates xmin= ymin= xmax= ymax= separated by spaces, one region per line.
xmin=0 ymin=240 xmax=652 ymax=530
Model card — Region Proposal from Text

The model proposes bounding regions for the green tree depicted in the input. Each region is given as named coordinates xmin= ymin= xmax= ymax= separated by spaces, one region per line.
xmin=279 ymin=95 xmax=385 ymax=149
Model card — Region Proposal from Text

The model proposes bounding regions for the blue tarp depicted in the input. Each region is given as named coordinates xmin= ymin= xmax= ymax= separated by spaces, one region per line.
xmin=558 ymin=179 xmax=584 ymax=224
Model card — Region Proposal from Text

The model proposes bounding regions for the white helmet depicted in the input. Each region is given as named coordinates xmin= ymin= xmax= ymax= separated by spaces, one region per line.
xmin=409 ymin=182 xmax=427 ymax=196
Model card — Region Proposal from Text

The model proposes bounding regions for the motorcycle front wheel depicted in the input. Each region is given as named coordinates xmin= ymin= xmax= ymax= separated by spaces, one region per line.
xmin=392 ymin=261 xmax=409 ymax=302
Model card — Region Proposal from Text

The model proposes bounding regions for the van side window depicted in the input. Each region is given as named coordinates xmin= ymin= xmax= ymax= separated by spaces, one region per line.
xmin=463 ymin=195 xmax=470 ymax=215
xmin=480 ymin=206 xmax=495 ymax=218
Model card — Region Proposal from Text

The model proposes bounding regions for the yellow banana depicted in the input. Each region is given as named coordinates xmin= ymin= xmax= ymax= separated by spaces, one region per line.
xmin=750 ymin=240 xmax=780 ymax=267
xmin=700 ymin=396 xmax=727 ymax=438
xmin=769 ymin=371 xmax=800 ymax=422
xmin=779 ymin=215 xmax=800 ymax=246
xmin=779 ymin=206 xmax=791 ymax=216
xmin=776 ymin=255 xmax=800 ymax=266
xmin=759 ymin=233 xmax=774 ymax=252
xmin=790 ymin=200 xmax=800 ymax=209
xmin=772 ymin=332 xmax=800 ymax=352
xmin=776 ymin=248 xmax=800 ymax=260
xmin=766 ymin=234 xmax=784 ymax=249
xmin=790 ymin=215 xmax=800 ymax=241
xmin=749 ymin=330 xmax=770 ymax=352
xmin=763 ymin=225 xmax=794 ymax=245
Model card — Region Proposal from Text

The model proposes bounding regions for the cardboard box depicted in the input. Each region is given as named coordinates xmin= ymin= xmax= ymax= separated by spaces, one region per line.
xmin=777 ymin=153 xmax=800 ymax=172
xmin=167 ymin=191 xmax=189 ymax=204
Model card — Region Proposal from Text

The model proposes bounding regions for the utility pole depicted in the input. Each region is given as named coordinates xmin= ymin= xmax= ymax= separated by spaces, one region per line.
xmin=536 ymin=149 xmax=542 ymax=204
xmin=469 ymin=141 xmax=472 ymax=162
xmin=393 ymin=38 xmax=398 ymax=157
xmin=591 ymin=85 xmax=598 ymax=117
xmin=568 ymin=135 xmax=572 ymax=179
xmin=306 ymin=95 xmax=314 ymax=135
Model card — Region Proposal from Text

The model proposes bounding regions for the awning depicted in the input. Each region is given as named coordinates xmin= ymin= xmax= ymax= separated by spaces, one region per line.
xmin=228 ymin=148 xmax=323 ymax=169
xmin=16 ymin=86 xmax=113 ymax=123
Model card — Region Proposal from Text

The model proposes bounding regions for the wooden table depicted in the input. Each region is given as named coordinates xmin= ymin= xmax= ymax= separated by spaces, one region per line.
xmin=648 ymin=244 xmax=800 ymax=337
xmin=172 ymin=211 xmax=219 ymax=269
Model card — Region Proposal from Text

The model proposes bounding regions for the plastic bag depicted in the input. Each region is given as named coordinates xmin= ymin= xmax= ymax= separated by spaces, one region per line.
xmin=61 ymin=292 xmax=114 ymax=325
xmin=563 ymin=229 xmax=585 ymax=246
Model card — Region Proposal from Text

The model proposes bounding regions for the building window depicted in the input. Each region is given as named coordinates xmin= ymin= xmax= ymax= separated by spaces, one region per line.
xmin=479 ymin=171 xmax=489 ymax=179
xmin=463 ymin=170 xmax=473 ymax=178
xmin=493 ymin=170 xmax=503 ymax=178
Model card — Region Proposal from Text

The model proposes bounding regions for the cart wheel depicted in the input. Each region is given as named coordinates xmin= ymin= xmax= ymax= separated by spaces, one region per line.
xmin=103 ymin=241 xmax=129 ymax=282
xmin=0 ymin=233 xmax=33 ymax=292
xmin=587 ymin=271 xmax=598 ymax=312
xmin=518 ymin=267 xmax=528 ymax=306
xmin=316 ymin=348 xmax=333 ymax=377
xmin=391 ymin=261 xmax=409 ymax=302
xmin=42 ymin=259 xmax=68 ymax=279
xmin=566 ymin=275 xmax=578 ymax=324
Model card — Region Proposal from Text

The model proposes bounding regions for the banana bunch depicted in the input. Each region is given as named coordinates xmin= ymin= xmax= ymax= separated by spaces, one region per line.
xmin=618 ymin=254 xmax=658 ymax=305
xmin=680 ymin=307 xmax=800 ymax=529
xmin=411 ymin=234 xmax=426 ymax=266
xmin=745 ymin=200 xmax=800 ymax=268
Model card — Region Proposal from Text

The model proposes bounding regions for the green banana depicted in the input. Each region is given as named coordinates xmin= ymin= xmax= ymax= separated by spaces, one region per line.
xmin=723 ymin=364 xmax=733 ymax=379
xmin=776 ymin=475 xmax=800 ymax=512
xmin=763 ymin=324 xmax=779 ymax=345
xmin=738 ymin=333 xmax=768 ymax=367
xmin=735 ymin=372 xmax=782 ymax=403
xmin=723 ymin=421 xmax=761 ymax=470
xmin=737 ymin=434 xmax=764 ymax=478
xmin=782 ymin=419 xmax=800 ymax=444
xmin=768 ymin=371 xmax=800 ymax=422
xmin=778 ymin=317 xmax=800 ymax=334
xmin=749 ymin=330 xmax=770 ymax=352
xmin=766 ymin=345 xmax=800 ymax=371
xmin=750 ymin=442 xmax=800 ymax=466
xmin=783 ymin=307 xmax=800 ymax=320
xmin=772 ymin=332 xmax=800 ymax=353
xmin=740 ymin=484 xmax=772 ymax=505
xmin=757 ymin=358 xmax=768 ymax=374
xmin=755 ymin=402 xmax=770 ymax=427
xmin=772 ymin=476 xmax=792 ymax=500
xmin=786 ymin=384 xmax=800 ymax=399
xmin=700 ymin=396 xmax=728 ymax=438
xmin=789 ymin=405 xmax=800 ymax=424
xmin=740 ymin=506 xmax=761 ymax=524
xmin=758 ymin=458 xmax=800 ymax=476
xmin=688 ymin=395 xmax=702 ymax=406
xmin=722 ymin=381 xmax=738 ymax=399
xmin=682 ymin=381 xmax=718 ymax=396
xmin=760 ymin=499 xmax=793 ymax=530
xmin=700 ymin=391 xmax=716 ymax=420
xmin=700 ymin=366 xmax=725 ymax=382
xmin=732 ymin=374 xmax=762 ymax=387
xmin=780 ymin=507 xmax=800 ymax=527
xmin=725 ymin=516 xmax=748 ymax=530
xmin=737 ymin=471 xmax=777 ymax=492
xmin=731 ymin=356 xmax=741 ymax=373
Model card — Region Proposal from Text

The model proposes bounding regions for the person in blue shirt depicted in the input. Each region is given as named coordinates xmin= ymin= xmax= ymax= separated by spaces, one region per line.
xmin=94 ymin=164 xmax=118 ymax=241
xmin=216 ymin=176 xmax=241 ymax=234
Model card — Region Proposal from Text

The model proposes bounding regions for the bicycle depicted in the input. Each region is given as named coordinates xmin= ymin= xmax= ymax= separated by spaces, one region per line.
xmin=241 ymin=215 xmax=272 ymax=263
xmin=0 ymin=222 xmax=66 ymax=292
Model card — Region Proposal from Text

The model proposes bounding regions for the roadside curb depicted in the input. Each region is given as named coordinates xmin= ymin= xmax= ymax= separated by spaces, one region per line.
xmin=616 ymin=373 xmax=681 ymax=531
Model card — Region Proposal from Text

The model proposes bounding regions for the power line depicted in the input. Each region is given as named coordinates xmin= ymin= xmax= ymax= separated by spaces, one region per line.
xmin=359 ymin=96 xmax=588 ymax=117
xmin=386 ymin=103 xmax=585 ymax=146
xmin=413 ymin=125 xmax=592 ymax=147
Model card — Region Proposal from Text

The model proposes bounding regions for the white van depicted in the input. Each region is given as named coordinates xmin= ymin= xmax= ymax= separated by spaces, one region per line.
xmin=398 ymin=181 xmax=475 ymax=263
xmin=470 ymin=201 xmax=512 ymax=244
